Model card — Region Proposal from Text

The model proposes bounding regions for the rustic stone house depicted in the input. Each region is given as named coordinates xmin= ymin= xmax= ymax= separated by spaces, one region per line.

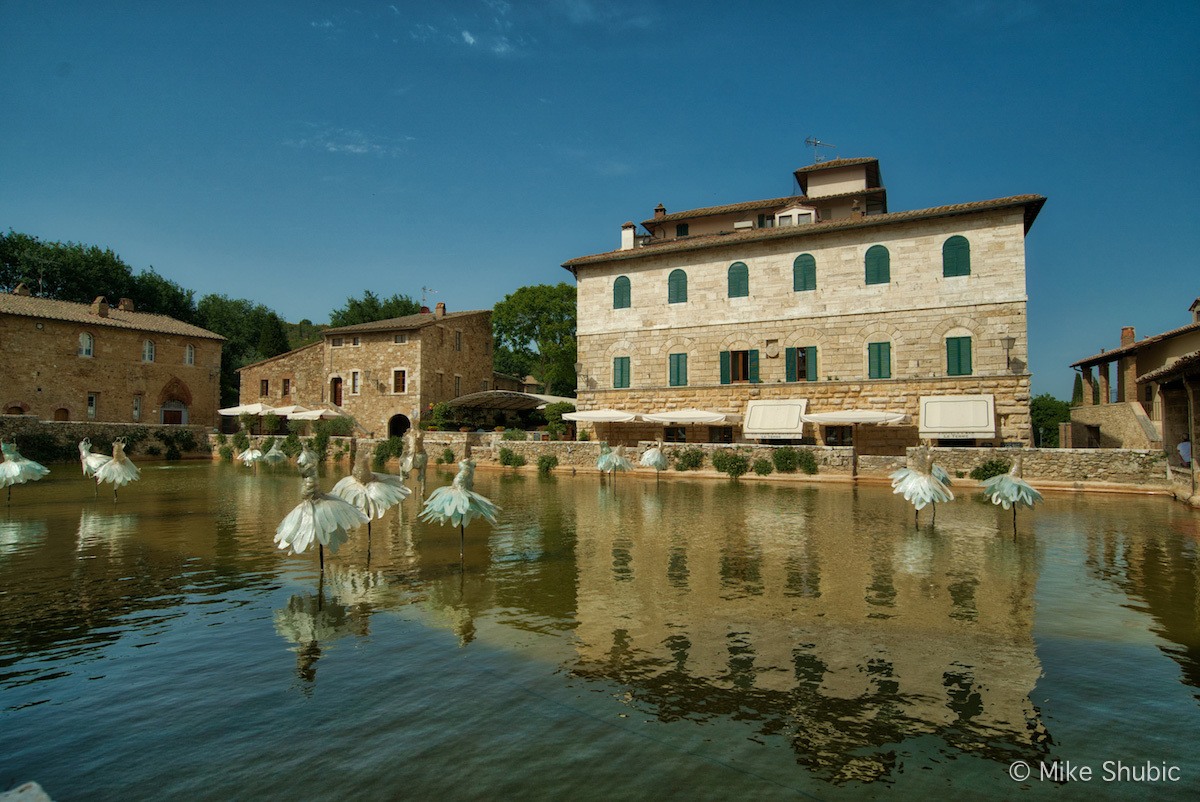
xmin=562 ymin=157 xmax=1044 ymax=452
xmin=0 ymin=284 xmax=224 ymax=425
xmin=237 ymin=303 xmax=493 ymax=437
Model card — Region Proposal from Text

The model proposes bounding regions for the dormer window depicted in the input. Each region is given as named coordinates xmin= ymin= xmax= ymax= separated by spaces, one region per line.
xmin=675 ymin=223 xmax=689 ymax=237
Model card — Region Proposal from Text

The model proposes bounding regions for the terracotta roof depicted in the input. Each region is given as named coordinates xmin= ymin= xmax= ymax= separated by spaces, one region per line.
xmin=0 ymin=292 xmax=224 ymax=340
xmin=1071 ymin=320 xmax=1200 ymax=368
xmin=792 ymin=157 xmax=879 ymax=175
xmin=323 ymin=309 xmax=488 ymax=335
xmin=642 ymin=187 xmax=887 ymax=227
xmin=236 ymin=340 xmax=322 ymax=372
xmin=1138 ymin=349 xmax=1200 ymax=383
xmin=565 ymin=194 xmax=1045 ymax=269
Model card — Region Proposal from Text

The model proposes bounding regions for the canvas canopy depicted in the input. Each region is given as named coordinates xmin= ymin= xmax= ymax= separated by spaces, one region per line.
xmin=219 ymin=403 xmax=276 ymax=416
xmin=743 ymin=399 xmax=808 ymax=439
xmin=562 ymin=409 xmax=641 ymax=423
xmin=802 ymin=409 xmax=907 ymax=425
xmin=640 ymin=408 xmax=735 ymax=424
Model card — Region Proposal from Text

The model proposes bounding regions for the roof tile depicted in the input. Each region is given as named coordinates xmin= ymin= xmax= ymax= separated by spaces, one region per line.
xmin=0 ymin=292 xmax=225 ymax=340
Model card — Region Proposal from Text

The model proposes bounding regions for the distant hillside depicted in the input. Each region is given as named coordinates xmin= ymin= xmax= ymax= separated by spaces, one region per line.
xmin=285 ymin=319 xmax=325 ymax=351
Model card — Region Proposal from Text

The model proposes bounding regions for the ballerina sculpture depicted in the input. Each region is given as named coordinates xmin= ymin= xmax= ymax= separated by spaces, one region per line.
xmin=1 ymin=441 xmax=50 ymax=504
xmin=597 ymin=443 xmax=633 ymax=479
xmin=78 ymin=438 xmax=112 ymax=496
xmin=402 ymin=428 xmax=429 ymax=495
xmin=331 ymin=452 xmax=411 ymax=559
xmin=238 ymin=442 xmax=264 ymax=470
xmin=640 ymin=439 xmax=668 ymax=482
xmin=262 ymin=440 xmax=288 ymax=465
xmin=93 ymin=438 xmax=140 ymax=501
xmin=275 ymin=454 xmax=369 ymax=571
xmin=419 ymin=444 xmax=499 ymax=560
xmin=981 ymin=454 xmax=1043 ymax=531
xmin=889 ymin=445 xmax=954 ymax=524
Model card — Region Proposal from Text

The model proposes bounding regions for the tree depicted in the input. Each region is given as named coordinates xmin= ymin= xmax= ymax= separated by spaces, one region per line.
xmin=196 ymin=294 xmax=293 ymax=406
xmin=1030 ymin=393 xmax=1071 ymax=448
xmin=492 ymin=283 xmax=577 ymax=396
xmin=1071 ymin=373 xmax=1083 ymax=406
xmin=329 ymin=290 xmax=420 ymax=327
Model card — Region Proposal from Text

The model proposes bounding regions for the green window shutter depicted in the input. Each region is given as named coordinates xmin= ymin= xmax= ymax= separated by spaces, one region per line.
xmin=669 ymin=353 xmax=687 ymax=386
xmin=947 ymin=336 xmax=972 ymax=376
xmin=785 ymin=347 xmax=798 ymax=382
xmin=865 ymin=245 xmax=890 ymax=285
xmin=793 ymin=254 xmax=816 ymax=291
xmin=728 ymin=262 xmax=749 ymax=298
xmin=869 ymin=342 xmax=891 ymax=379
xmin=942 ymin=236 xmax=970 ymax=277
xmin=613 ymin=276 xmax=631 ymax=309
xmin=719 ymin=350 xmax=731 ymax=385
xmin=668 ymin=269 xmax=688 ymax=303
xmin=805 ymin=346 xmax=818 ymax=381
xmin=748 ymin=349 xmax=760 ymax=383
xmin=613 ymin=356 xmax=630 ymax=388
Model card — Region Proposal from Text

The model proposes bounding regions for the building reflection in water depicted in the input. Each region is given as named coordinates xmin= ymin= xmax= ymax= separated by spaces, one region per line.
xmin=570 ymin=481 xmax=1051 ymax=783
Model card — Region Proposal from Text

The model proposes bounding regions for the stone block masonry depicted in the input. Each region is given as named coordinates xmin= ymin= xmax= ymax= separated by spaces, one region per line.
xmin=1 ymin=415 xmax=213 ymax=462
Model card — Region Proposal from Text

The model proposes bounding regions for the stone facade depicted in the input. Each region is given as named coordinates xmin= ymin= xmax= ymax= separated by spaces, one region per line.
xmin=565 ymin=163 xmax=1042 ymax=451
xmin=237 ymin=305 xmax=493 ymax=438
xmin=1 ymin=415 xmax=213 ymax=460
xmin=0 ymin=289 xmax=223 ymax=427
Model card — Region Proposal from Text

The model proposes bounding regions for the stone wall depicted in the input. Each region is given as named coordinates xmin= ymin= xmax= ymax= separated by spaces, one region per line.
xmin=921 ymin=447 xmax=1168 ymax=486
xmin=2 ymin=415 xmax=213 ymax=462
xmin=1068 ymin=402 xmax=1161 ymax=449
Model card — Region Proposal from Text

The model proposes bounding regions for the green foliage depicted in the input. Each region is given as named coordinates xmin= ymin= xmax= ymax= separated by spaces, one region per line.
xmin=1071 ymin=373 xmax=1083 ymax=406
xmin=285 ymin=318 xmax=325 ymax=350
xmin=310 ymin=432 xmax=330 ymax=460
xmin=262 ymin=412 xmax=281 ymax=434
xmin=796 ymin=450 xmax=819 ymax=475
xmin=537 ymin=454 xmax=558 ymax=476
xmin=315 ymin=416 xmax=355 ymax=437
xmin=1030 ymin=393 xmax=1071 ymax=447
xmin=373 ymin=436 xmax=405 ymax=470
xmin=674 ymin=448 xmax=704 ymax=471
xmin=752 ymin=458 xmax=774 ymax=476
xmin=498 ymin=447 xmax=526 ymax=468
xmin=195 ymin=294 xmax=293 ymax=407
xmin=492 ymin=283 xmax=578 ymax=396
xmin=429 ymin=402 xmax=452 ymax=431
xmin=970 ymin=458 xmax=1011 ymax=481
xmin=145 ymin=445 xmax=162 ymax=457
xmin=232 ymin=431 xmax=250 ymax=452
xmin=502 ymin=428 xmax=527 ymax=441
xmin=215 ymin=432 xmax=228 ymax=446
xmin=154 ymin=429 xmax=197 ymax=460
xmin=442 ymin=447 xmax=456 ymax=464
xmin=281 ymin=432 xmax=302 ymax=458
xmin=578 ymin=430 xmax=590 ymax=442
xmin=238 ymin=412 xmax=256 ymax=432
xmin=772 ymin=447 xmax=800 ymax=473
xmin=328 ymin=290 xmax=420 ymax=328
xmin=218 ymin=445 xmax=234 ymax=461
xmin=542 ymin=401 xmax=575 ymax=439
xmin=711 ymin=451 xmax=749 ymax=478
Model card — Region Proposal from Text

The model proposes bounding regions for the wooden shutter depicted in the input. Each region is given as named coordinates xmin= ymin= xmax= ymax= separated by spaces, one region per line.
xmin=728 ymin=262 xmax=749 ymax=298
xmin=865 ymin=245 xmax=890 ymax=285
xmin=785 ymin=347 xmax=798 ymax=382
xmin=805 ymin=346 xmax=818 ymax=381
xmin=613 ymin=276 xmax=630 ymax=309
xmin=669 ymin=270 xmax=687 ymax=303
xmin=947 ymin=336 xmax=972 ymax=375
xmin=794 ymin=254 xmax=816 ymax=291
xmin=942 ymin=236 xmax=970 ymax=277
xmin=748 ymin=349 xmax=759 ymax=383
xmin=719 ymin=351 xmax=731 ymax=385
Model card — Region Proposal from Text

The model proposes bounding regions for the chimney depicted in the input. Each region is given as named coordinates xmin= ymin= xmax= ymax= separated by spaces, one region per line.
xmin=434 ymin=302 xmax=446 ymax=319
xmin=91 ymin=296 xmax=109 ymax=318
xmin=620 ymin=221 xmax=636 ymax=250
xmin=1120 ymin=326 xmax=1136 ymax=347
xmin=1190 ymin=296 xmax=1200 ymax=323
xmin=850 ymin=196 xmax=864 ymax=219
xmin=117 ymin=298 xmax=136 ymax=312
xmin=653 ymin=203 xmax=666 ymax=219
xmin=13 ymin=283 xmax=30 ymax=296
xmin=420 ymin=305 xmax=430 ymax=314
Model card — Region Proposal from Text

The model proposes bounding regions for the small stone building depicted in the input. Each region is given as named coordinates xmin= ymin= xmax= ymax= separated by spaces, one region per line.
xmin=1068 ymin=296 xmax=1200 ymax=456
xmin=563 ymin=157 xmax=1044 ymax=453
xmin=237 ymin=303 xmax=493 ymax=437
xmin=0 ymin=285 xmax=224 ymax=425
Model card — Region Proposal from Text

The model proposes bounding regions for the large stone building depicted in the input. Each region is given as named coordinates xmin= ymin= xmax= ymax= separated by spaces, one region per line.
xmin=1068 ymin=296 xmax=1200 ymax=457
xmin=562 ymin=157 xmax=1044 ymax=452
xmin=237 ymin=303 xmax=493 ymax=437
xmin=0 ymin=284 xmax=224 ymax=425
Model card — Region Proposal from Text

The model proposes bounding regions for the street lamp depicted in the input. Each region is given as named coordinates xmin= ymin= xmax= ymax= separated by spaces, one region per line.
xmin=1002 ymin=336 xmax=1017 ymax=371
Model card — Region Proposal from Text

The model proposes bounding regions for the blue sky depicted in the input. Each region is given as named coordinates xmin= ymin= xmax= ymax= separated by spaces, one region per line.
xmin=2 ymin=1 xmax=1197 ymax=399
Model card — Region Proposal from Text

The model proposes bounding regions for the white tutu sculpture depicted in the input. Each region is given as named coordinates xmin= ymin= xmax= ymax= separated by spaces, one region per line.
xmin=238 ymin=444 xmax=264 ymax=467
xmin=419 ymin=447 xmax=499 ymax=559
xmin=275 ymin=456 xmax=369 ymax=570
xmin=1 ymin=441 xmax=50 ymax=503
xmin=332 ymin=453 xmax=411 ymax=552
xmin=402 ymin=428 xmax=428 ymax=495
xmin=78 ymin=438 xmax=112 ymax=478
xmin=262 ymin=441 xmax=288 ymax=464
xmin=640 ymin=439 xmax=668 ymax=480
xmin=889 ymin=445 xmax=953 ymax=524
xmin=597 ymin=443 xmax=633 ymax=477
xmin=982 ymin=454 xmax=1043 ymax=530
xmin=93 ymin=439 xmax=140 ymax=501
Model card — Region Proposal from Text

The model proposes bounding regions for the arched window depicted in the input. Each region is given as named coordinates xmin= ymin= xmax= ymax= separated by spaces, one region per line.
xmin=184 ymin=343 xmax=195 ymax=365
xmin=946 ymin=336 xmax=973 ymax=376
xmin=668 ymin=269 xmax=688 ymax=304
xmin=142 ymin=340 xmax=155 ymax=362
xmin=793 ymin=254 xmax=816 ymax=292
xmin=613 ymin=276 xmax=631 ymax=309
xmin=78 ymin=332 xmax=94 ymax=357
xmin=727 ymin=262 xmax=749 ymax=298
xmin=865 ymin=245 xmax=890 ymax=285
xmin=942 ymin=236 xmax=970 ymax=277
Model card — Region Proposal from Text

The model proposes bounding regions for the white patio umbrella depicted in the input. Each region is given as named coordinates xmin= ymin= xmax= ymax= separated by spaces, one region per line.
xmin=641 ymin=408 xmax=735 ymax=424
xmin=218 ymin=402 xmax=277 ymax=416
xmin=803 ymin=409 xmax=908 ymax=478
xmin=561 ymin=409 xmax=641 ymax=422
xmin=270 ymin=404 xmax=311 ymax=417
xmin=288 ymin=408 xmax=342 ymax=420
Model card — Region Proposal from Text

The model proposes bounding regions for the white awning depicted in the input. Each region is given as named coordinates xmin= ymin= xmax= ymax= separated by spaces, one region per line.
xmin=743 ymin=399 xmax=808 ymax=439
xmin=640 ymin=408 xmax=734 ymax=424
xmin=218 ymin=403 xmax=276 ymax=416
xmin=803 ymin=409 xmax=908 ymax=425
xmin=270 ymin=405 xmax=311 ymax=416
xmin=562 ymin=408 xmax=641 ymax=423
xmin=919 ymin=395 xmax=995 ymax=438
xmin=288 ymin=408 xmax=342 ymax=420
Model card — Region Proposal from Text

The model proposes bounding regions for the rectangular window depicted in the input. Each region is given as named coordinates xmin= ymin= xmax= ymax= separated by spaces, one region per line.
xmin=721 ymin=349 xmax=759 ymax=384
xmin=394 ymin=334 xmax=408 ymax=344
xmin=868 ymin=342 xmax=892 ymax=379
xmin=778 ymin=215 xmax=794 ymax=227
xmin=454 ymin=375 xmax=461 ymax=396
xmin=260 ymin=379 xmax=269 ymax=396
xmin=351 ymin=371 xmax=361 ymax=394
xmin=824 ymin=425 xmax=853 ymax=446
xmin=613 ymin=356 xmax=630 ymax=389
xmin=675 ymin=223 xmax=689 ymax=237
xmin=184 ymin=344 xmax=194 ymax=365
xmin=331 ymin=337 xmax=344 ymax=347
xmin=664 ymin=426 xmax=687 ymax=443
xmin=282 ymin=378 xmax=291 ymax=397
xmin=392 ymin=370 xmax=407 ymax=393
xmin=482 ymin=379 xmax=490 ymax=391
xmin=946 ymin=336 xmax=973 ymax=376
xmin=132 ymin=395 xmax=141 ymax=422
xmin=350 ymin=336 xmax=361 ymax=346
xmin=668 ymin=353 xmax=688 ymax=387
xmin=455 ymin=331 xmax=462 ymax=352
xmin=795 ymin=212 xmax=813 ymax=225
xmin=708 ymin=426 xmax=733 ymax=444
xmin=785 ymin=346 xmax=818 ymax=382
xmin=87 ymin=393 xmax=98 ymax=420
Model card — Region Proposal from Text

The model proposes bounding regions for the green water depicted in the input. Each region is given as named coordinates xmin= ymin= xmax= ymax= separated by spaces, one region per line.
xmin=1 ymin=463 xmax=1199 ymax=800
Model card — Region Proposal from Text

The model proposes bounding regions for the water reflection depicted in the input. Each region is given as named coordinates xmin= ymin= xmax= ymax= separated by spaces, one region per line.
xmin=274 ymin=585 xmax=366 ymax=690
xmin=0 ymin=518 xmax=47 ymax=556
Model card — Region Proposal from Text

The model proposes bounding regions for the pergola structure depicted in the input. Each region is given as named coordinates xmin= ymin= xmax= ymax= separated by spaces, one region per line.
xmin=444 ymin=390 xmax=575 ymax=412
xmin=1139 ymin=350 xmax=1200 ymax=496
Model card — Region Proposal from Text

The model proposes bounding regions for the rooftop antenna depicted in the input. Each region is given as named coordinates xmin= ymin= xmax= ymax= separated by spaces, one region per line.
xmin=805 ymin=137 xmax=837 ymax=163
xmin=421 ymin=286 xmax=437 ymax=306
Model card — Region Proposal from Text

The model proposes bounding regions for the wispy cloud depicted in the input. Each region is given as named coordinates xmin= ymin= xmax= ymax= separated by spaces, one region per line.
xmin=284 ymin=125 xmax=414 ymax=157
xmin=311 ymin=19 xmax=334 ymax=29
xmin=462 ymin=30 xmax=476 ymax=45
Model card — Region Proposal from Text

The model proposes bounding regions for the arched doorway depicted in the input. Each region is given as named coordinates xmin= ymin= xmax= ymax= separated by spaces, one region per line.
xmin=388 ymin=414 xmax=411 ymax=438
xmin=5 ymin=406 xmax=24 ymax=415
xmin=161 ymin=401 xmax=188 ymax=425
xmin=158 ymin=378 xmax=192 ymax=425
xmin=54 ymin=408 xmax=69 ymax=421
xmin=330 ymin=377 xmax=343 ymax=406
